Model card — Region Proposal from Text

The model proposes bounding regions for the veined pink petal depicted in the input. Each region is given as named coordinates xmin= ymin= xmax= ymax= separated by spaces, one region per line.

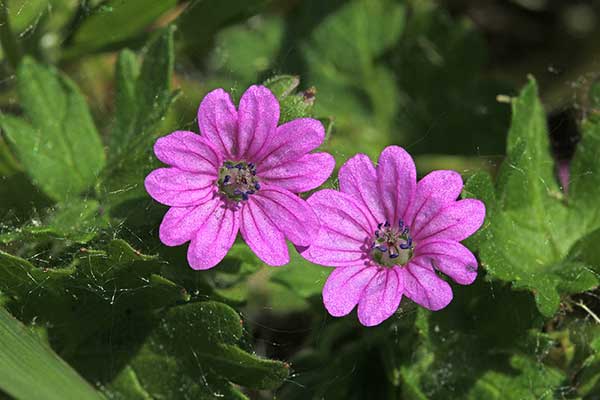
xmin=236 ymin=86 xmax=279 ymax=160
xmin=144 ymin=168 xmax=215 ymax=206
xmin=377 ymin=146 xmax=416 ymax=224
xmin=255 ymin=118 xmax=325 ymax=171
xmin=405 ymin=170 xmax=463 ymax=233
xmin=301 ymin=189 xmax=375 ymax=267
xmin=153 ymin=131 xmax=222 ymax=173
xmin=399 ymin=262 xmax=453 ymax=311
xmin=159 ymin=196 xmax=220 ymax=246
xmin=259 ymin=152 xmax=335 ymax=193
xmin=413 ymin=239 xmax=478 ymax=285
xmin=323 ymin=265 xmax=379 ymax=317
xmin=357 ymin=268 xmax=403 ymax=326
xmin=413 ymin=199 xmax=485 ymax=242
xmin=339 ymin=153 xmax=385 ymax=223
xmin=197 ymin=88 xmax=238 ymax=158
xmin=252 ymin=186 xmax=319 ymax=247
xmin=187 ymin=203 xmax=239 ymax=270
xmin=240 ymin=199 xmax=289 ymax=266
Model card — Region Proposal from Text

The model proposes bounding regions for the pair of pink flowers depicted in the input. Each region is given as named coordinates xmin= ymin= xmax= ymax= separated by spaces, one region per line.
xmin=145 ymin=86 xmax=485 ymax=326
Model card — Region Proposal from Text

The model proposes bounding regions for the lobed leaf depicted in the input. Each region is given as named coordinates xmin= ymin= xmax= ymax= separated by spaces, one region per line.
xmin=0 ymin=57 xmax=105 ymax=202
xmin=465 ymin=78 xmax=600 ymax=317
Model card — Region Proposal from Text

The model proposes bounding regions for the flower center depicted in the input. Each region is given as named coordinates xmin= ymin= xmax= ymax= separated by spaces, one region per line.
xmin=370 ymin=220 xmax=414 ymax=267
xmin=217 ymin=161 xmax=260 ymax=201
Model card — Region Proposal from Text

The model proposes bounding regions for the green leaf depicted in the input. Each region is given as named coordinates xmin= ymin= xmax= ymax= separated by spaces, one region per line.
xmin=109 ymin=26 xmax=175 ymax=158
xmin=78 ymin=301 xmax=289 ymax=398
xmin=567 ymin=227 xmax=600 ymax=270
xmin=569 ymin=114 xmax=600 ymax=232
xmin=0 ymin=57 xmax=105 ymax=202
xmin=212 ymin=242 xmax=329 ymax=310
xmin=466 ymin=355 xmax=564 ymax=400
xmin=204 ymin=343 xmax=290 ymax=389
xmin=210 ymin=16 xmax=284 ymax=86
xmin=303 ymin=0 xmax=405 ymax=160
xmin=305 ymin=0 xmax=404 ymax=77
xmin=263 ymin=75 xmax=300 ymax=98
xmin=0 ymin=307 xmax=105 ymax=400
xmin=65 ymin=0 xmax=178 ymax=58
xmin=111 ymin=49 xmax=140 ymax=152
xmin=108 ymin=366 xmax=152 ymax=400
xmin=0 ymin=240 xmax=187 ymax=353
xmin=263 ymin=74 xmax=316 ymax=123
xmin=0 ymin=250 xmax=76 ymax=298
xmin=270 ymin=243 xmax=329 ymax=300
xmin=103 ymin=26 xmax=178 ymax=206
xmin=8 ymin=0 xmax=48 ymax=35
xmin=0 ymin=170 xmax=50 ymax=225
xmin=212 ymin=243 xmax=263 ymax=304
xmin=0 ymin=136 xmax=18 ymax=175
xmin=497 ymin=76 xmax=560 ymax=211
xmin=465 ymin=78 xmax=600 ymax=317
xmin=0 ymin=199 xmax=108 ymax=244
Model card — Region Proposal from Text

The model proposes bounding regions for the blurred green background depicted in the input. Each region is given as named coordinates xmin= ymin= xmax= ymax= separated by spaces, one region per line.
xmin=1 ymin=0 xmax=600 ymax=399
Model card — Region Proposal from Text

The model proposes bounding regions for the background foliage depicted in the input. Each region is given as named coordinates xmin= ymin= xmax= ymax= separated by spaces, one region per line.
xmin=1 ymin=0 xmax=600 ymax=399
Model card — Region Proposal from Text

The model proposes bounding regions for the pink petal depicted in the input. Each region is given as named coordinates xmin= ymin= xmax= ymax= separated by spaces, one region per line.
xmin=197 ymin=88 xmax=238 ymax=158
xmin=240 ymin=200 xmax=289 ymax=266
xmin=144 ymin=168 xmax=215 ymax=206
xmin=339 ymin=153 xmax=385 ymax=223
xmin=399 ymin=262 xmax=453 ymax=311
xmin=413 ymin=239 xmax=478 ymax=285
xmin=323 ymin=265 xmax=379 ymax=317
xmin=259 ymin=152 xmax=335 ymax=193
xmin=255 ymin=118 xmax=325 ymax=171
xmin=159 ymin=196 xmax=220 ymax=246
xmin=377 ymin=146 xmax=416 ymax=224
xmin=187 ymin=203 xmax=239 ymax=270
xmin=251 ymin=186 xmax=319 ymax=247
xmin=153 ymin=131 xmax=222 ymax=173
xmin=413 ymin=199 xmax=485 ymax=242
xmin=357 ymin=268 xmax=403 ymax=326
xmin=405 ymin=170 xmax=463 ymax=233
xmin=301 ymin=189 xmax=375 ymax=267
xmin=236 ymin=85 xmax=279 ymax=160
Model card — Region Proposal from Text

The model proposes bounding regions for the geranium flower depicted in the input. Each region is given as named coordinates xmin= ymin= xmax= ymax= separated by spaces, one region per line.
xmin=301 ymin=146 xmax=485 ymax=326
xmin=145 ymin=86 xmax=335 ymax=269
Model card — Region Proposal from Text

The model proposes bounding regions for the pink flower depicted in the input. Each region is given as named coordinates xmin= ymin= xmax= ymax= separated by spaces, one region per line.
xmin=145 ymin=86 xmax=335 ymax=270
xmin=301 ymin=146 xmax=485 ymax=326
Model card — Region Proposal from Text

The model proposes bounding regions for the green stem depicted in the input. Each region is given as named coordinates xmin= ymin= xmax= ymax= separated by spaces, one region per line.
xmin=0 ymin=0 xmax=22 ymax=69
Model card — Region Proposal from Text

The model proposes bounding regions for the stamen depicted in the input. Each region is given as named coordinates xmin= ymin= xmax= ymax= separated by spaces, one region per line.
xmin=218 ymin=161 xmax=261 ymax=202
xmin=370 ymin=220 xmax=414 ymax=267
